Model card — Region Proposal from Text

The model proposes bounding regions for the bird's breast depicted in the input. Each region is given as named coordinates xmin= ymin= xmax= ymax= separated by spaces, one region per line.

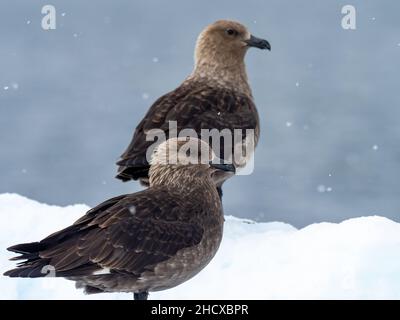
xmin=140 ymin=218 xmax=224 ymax=292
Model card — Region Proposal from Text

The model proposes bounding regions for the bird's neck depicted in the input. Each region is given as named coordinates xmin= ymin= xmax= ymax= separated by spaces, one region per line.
xmin=189 ymin=59 xmax=252 ymax=96
xmin=149 ymin=166 xmax=221 ymax=204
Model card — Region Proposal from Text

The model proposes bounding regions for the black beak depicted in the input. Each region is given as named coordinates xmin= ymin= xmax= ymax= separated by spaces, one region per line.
xmin=209 ymin=161 xmax=236 ymax=174
xmin=245 ymin=35 xmax=271 ymax=51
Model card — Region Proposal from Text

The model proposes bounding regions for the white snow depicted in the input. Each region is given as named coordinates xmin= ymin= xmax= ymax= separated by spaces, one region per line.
xmin=1 ymin=193 xmax=400 ymax=300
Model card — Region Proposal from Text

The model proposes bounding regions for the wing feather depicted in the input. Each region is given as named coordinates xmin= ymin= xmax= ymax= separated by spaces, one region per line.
xmin=4 ymin=189 xmax=204 ymax=277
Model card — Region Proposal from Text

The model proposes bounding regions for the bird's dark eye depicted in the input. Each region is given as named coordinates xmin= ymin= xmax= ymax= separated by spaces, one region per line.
xmin=225 ymin=28 xmax=238 ymax=36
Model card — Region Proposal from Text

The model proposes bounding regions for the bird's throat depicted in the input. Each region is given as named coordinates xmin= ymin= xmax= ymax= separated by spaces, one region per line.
xmin=190 ymin=60 xmax=252 ymax=96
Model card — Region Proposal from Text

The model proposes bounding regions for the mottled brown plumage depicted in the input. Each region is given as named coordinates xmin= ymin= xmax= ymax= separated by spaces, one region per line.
xmin=116 ymin=20 xmax=270 ymax=184
xmin=4 ymin=138 xmax=235 ymax=298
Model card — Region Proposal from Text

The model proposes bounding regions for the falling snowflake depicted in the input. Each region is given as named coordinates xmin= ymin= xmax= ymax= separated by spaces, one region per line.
xmin=21 ymin=169 xmax=27 ymax=174
xmin=328 ymin=173 xmax=332 ymax=177
xmin=26 ymin=20 xmax=31 ymax=25
xmin=217 ymin=111 xmax=221 ymax=116
xmin=61 ymin=12 xmax=66 ymax=17
xmin=317 ymin=184 xmax=333 ymax=193
xmin=286 ymin=121 xmax=292 ymax=127
xmin=152 ymin=57 xmax=159 ymax=63
xmin=372 ymin=145 xmax=379 ymax=151
xmin=253 ymin=20 xmax=257 ymax=24
xmin=3 ymin=86 xmax=9 ymax=90
xmin=11 ymin=82 xmax=19 ymax=90
xmin=142 ymin=93 xmax=150 ymax=100
xmin=101 ymin=180 xmax=107 ymax=185
xmin=73 ymin=33 xmax=78 ymax=38
xmin=371 ymin=17 xmax=376 ymax=21
xmin=295 ymin=82 xmax=300 ymax=87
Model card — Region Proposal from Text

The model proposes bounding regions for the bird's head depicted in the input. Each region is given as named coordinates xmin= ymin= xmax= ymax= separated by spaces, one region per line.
xmin=194 ymin=20 xmax=270 ymax=68
xmin=149 ymin=137 xmax=235 ymax=187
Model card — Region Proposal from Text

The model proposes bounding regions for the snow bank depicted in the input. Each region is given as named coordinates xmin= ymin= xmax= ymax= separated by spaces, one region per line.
xmin=1 ymin=193 xmax=400 ymax=300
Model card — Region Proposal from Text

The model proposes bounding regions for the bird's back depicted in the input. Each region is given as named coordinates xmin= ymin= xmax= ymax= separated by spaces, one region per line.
xmin=116 ymin=80 xmax=259 ymax=183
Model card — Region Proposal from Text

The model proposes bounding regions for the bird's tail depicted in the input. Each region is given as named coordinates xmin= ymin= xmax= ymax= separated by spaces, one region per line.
xmin=115 ymin=161 xmax=150 ymax=183
xmin=3 ymin=241 xmax=51 ymax=278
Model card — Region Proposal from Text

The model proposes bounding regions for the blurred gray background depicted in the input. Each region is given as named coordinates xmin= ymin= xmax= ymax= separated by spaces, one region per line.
xmin=0 ymin=0 xmax=399 ymax=227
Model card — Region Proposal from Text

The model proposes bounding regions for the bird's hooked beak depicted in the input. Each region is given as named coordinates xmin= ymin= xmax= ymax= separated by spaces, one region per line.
xmin=209 ymin=161 xmax=236 ymax=174
xmin=244 ymin=35 xmax=271 ymax=51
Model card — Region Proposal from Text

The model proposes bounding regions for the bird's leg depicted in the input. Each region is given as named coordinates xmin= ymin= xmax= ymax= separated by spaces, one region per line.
xmin=134 ymin=291 xmax=149 ymax=300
